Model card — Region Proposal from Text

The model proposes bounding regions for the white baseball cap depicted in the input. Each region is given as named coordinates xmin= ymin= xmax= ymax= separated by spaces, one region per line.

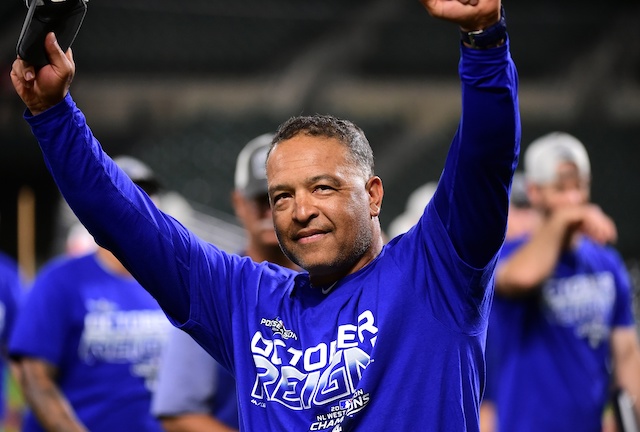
xmin=524 ymin=132 xmax=591 ymax=185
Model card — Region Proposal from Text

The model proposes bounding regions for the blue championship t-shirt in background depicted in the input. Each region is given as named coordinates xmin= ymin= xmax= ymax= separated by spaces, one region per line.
xmin=0 ymin=252 xmax=23 ymax=422
xmin=26 ymin=41 xmax=520 ymax=431
xmin=9 ymin=253 xmax=172 ymax=432
xmin=486 ymin=237 xmax=636 ymax=432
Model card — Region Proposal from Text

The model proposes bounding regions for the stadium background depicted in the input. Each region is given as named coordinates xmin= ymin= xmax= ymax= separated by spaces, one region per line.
xmin=1 ymin=0 xmax=639 ymax=269
xmin=0 ymin=0 xmax=639 ymax=429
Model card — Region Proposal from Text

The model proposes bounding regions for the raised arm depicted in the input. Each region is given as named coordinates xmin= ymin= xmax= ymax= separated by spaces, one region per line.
xmin=421 ymin=0 xmax=501 ymax=32
xmin=421 ymin=0 xmax=520 ymax=269
xmin=10 ymin=34 xmax=194 ymax=323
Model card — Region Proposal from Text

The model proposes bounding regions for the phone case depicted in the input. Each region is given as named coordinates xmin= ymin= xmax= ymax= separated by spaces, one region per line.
xmin=16 ymin=0 xmax=88 ymax=69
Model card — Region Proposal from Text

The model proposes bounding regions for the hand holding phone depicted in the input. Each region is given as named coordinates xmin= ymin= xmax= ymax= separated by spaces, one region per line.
xmin=16 ymin=0 xmax=88 ymax=69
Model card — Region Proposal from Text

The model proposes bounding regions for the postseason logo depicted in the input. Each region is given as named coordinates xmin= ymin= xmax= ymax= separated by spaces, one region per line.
xmin=260 ymin=317 xmax=298 ymax=340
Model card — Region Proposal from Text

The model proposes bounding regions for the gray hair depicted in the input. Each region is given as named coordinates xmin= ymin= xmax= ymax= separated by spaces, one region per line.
xmin=270 ymin=114 xmax=375 ymax=178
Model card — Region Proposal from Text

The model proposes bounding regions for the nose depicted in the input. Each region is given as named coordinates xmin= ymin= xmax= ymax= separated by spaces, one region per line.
xmin=292 ymin=192 xmax=318 ymax=223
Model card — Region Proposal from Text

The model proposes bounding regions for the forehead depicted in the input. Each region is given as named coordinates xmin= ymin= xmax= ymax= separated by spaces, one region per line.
xmin=554 ymin=161 xmax=587 ymax=182
xmin=268 ymin=134 xmax=348 ymax=167
xmin=266 ymin=134 xmax=361 ymax=185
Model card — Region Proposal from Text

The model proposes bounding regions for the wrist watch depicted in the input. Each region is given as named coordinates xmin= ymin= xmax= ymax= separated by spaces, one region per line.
xmin=460 ymin=6 xmax=507 ymax=49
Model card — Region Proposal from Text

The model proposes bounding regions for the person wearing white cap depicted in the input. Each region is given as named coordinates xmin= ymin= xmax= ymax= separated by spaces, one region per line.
xmin=485 ymin=132 xmax=640 ymax=431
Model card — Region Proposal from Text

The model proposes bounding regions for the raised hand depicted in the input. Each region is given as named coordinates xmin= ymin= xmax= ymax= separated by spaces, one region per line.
xmin=419 ymin=0 xmax=501 ymax=31
xmin=11 ymin=32 xmax=75 ymax=115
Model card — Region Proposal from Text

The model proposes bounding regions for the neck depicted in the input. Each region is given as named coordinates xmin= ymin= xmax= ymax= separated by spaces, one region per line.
xmin=309 ymin=233 xmax=384 ymax=287
xmin=246 ymin=243 xmax=298 ymax=270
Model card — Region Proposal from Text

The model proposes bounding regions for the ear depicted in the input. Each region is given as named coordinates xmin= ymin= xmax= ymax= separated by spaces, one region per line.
xmin=526 ymin=182 xmax=541 ymax=208
xmin=366 ymin=176 xmax=384 ymax=218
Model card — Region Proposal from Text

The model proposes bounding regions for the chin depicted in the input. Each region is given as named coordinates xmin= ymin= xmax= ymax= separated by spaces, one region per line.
xmin=288 ymin=252 xmax=329 ymax=273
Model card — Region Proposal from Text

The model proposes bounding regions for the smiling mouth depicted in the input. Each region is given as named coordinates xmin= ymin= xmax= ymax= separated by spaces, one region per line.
xmin=297 ymin=232 xmax=325 ymax=244
xmin=294 ymin=228 xmax=328 ymax=244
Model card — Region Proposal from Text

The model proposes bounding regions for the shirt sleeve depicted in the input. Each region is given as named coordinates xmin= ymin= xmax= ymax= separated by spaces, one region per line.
xmin=608 ymin=248 xmax=636 ymax=328
xmin=26 ymin=96 xmax=206 ymax=325
xmin=24 ymin=95 xmax=289 ymax=370
xmin=0 ymin=256 xmax=23 ymax=346
xmin=432 ymin=40 xmax=521 ymax=270
xmin=8 ymin=260 xmax=76 ymax=365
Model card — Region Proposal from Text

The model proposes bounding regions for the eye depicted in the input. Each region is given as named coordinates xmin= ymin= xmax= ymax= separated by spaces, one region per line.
xmin=272 ymin=192 xmax=290 ymax=205
xmin=314 ymin=184 xmax=335 ymax=193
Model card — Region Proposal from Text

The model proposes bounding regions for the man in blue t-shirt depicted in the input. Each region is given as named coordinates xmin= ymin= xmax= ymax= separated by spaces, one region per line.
xmin=486 ymin=132 xmax=640 ymax=432
xmin=8 ymin=159 xmax=173 ymax=432
xmin=9 ymin=1 xmax=520 ymax=430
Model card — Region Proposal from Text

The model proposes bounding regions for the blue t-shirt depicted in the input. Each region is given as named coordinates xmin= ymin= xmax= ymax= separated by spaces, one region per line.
xmin=152 ymin=326 xmax=238 ymax=428
xmin=9 ymin=253 xmax=172 ymax=432
xmin=0 ymin=252 xmax=23 ymax=420
xmin=486 ymin=237 xmax=636 ymax=432
xmin=26 ymin=42 xmax=519 ymax=431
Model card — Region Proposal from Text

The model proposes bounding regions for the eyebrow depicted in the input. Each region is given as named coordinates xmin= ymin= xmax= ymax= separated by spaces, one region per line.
xmin=269 ymin=174 xmax=342 ymax=195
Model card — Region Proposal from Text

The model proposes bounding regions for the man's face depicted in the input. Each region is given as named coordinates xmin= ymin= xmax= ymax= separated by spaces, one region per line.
xmin=528 ymin=162 xmax=590 ymax=214
xmin=266 ymin=134 xmax=382 ymax=283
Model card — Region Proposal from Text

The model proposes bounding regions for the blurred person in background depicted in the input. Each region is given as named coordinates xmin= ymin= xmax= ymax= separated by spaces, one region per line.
xmin=503 ymin=171 xmax=540 ymax=241
xmin=0 ymin=235 xmax=24 ymax=431
xmin=485 ymin=132 xmax=640 ymax=432
xmin=480 ymin=170 xmax=538 ymax=432
xmin=10 ymin=0 xmax=520 ymax=429
xmin=386 ymin=181 xmax=437 ymax=239
xmin=8 ymin=157 xmax=173 ymax=432
xmin=152 ymin=134 xmax=299 ymax=432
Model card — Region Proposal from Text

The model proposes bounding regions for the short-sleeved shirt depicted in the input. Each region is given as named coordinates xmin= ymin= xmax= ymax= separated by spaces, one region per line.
xmin=9 ymin=253 xmax=172 ymax=432
xmin=486 ymin=237 xmax=636 ymax=432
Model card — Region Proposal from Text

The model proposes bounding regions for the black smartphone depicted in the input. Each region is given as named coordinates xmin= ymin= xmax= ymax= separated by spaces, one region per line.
xmin=16 ymin=0 xmax=88 ymax=69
